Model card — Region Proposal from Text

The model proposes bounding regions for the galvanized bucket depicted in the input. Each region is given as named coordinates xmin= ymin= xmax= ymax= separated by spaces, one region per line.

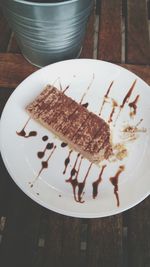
xmin=2 ymin=0 xmax=93 ymax=67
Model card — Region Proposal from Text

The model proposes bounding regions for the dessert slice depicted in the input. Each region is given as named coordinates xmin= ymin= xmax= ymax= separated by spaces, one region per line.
xmin=26 ymin=85 xmax=112 ymax=163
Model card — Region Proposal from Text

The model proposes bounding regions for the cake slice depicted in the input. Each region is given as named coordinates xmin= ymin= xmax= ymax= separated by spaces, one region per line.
xmin=26 ymin=85 xmax=112 ymax=163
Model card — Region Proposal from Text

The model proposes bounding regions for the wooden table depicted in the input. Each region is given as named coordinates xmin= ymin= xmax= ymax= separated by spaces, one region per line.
xmin=0 ymin=1 xmax=150 ymax=266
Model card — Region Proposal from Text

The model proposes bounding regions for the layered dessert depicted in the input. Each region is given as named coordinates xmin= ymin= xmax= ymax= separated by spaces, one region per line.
xmin=26 ymin=85 xmax=112 ymax=162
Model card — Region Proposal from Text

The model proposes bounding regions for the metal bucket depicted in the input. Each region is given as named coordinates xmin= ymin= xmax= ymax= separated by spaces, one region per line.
xmin=2 ymin=0 xmax=93 ymax=67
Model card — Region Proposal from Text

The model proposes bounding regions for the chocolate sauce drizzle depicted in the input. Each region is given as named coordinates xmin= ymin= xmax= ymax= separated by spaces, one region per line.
xmin=77 ymin=163 xmax=93 ymax=203
xmin=20 ymin=75 xmax=133 ymax=205
xmin=37 ymin=143 xmax=54 ymax=159
xmin=114 ymin=80 xmax=137 ymax=125
xmin=16 ymin=118 xmax=37 ymax=138
xmin=66 ymin=153 xmax=81 ymax=201
xmin=61 ymin=142 xmax=68 ymax=148
xmin=135 ymin=118 xmax=143 ymax=128
xmin=92 ymin=165 xmax=107 ymax=199
xmin=62 ymin=85 xmax=70 ymax=94
xmin=66 ymin=155 xmax=92 ymax=203
xmin=109 ymin=165 xmax=125 ymax=207
xmin=30 ymin=145 xmax=56 ymax=187
xmin=79 ymin=73 xmax=95 ymax=104
xmin=129 ymin=95 xmax=140 ymax=117
xmin=63 ymin=150 xmax=73 ymax=174
xmin=59 ymin=80 xmax=63 ymax=91
xmin=108 ymin=99 xmax=118 ymax=123
xmin=121 ymin=80 xmax=137 ymax=108
xmin=99 ymin=81 xmax=114 ymax=116
xmin=82 ymin=102 xmax=89 ymax=108
xmin=42 ymin=135 xmax=48 ymax=142
xmin=37 ymin=145 xmax=56 ymax=176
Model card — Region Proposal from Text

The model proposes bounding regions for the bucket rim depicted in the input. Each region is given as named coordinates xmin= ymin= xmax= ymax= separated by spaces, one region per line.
xmin=11 ymin=0 xmax=84 ymax=7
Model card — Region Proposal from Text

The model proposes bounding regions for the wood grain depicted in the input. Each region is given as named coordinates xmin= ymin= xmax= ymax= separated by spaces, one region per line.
xmin=98 ymin=0 xmax=122 ymax=62
xmin=0 ymin=53 xmax=150 ymax=89
xmin=127 ymin=196 xmax=150 ymax=267
xmin=80 ymin=11 xmax=95 ymax=58
xmin=0 ymin=150 xmax=13 ymax=217
xmin=0 ymin=4 xmax=16 ymax=237
xmin=119 ymin=64 xmax=150 ymax=85
xmin=86 ymin=215 xmax=123 ymax=267
xmin=148 ymin=0 xmax=150 ymax=19
xmin=61 ymin=217 xmax=82 ymax=267
xmin=0 ymin=53 xmax=38 ymax=88
xmin=29 ymin=210 xmax=48 ymax=267
xmin=43 ymin=212 xmax=64 ymax=267
xmin=0 ymin=181 xmax=43 ymax=267
xmin=126 ymin=0 xmax=150 ymax=64
xmin=43 ymin=214 xmax=83 ymax=267
xmin=0 ymin=88 xmax=14 ymax=217
xmin=0 ymin=80 xmax=44 ymax=266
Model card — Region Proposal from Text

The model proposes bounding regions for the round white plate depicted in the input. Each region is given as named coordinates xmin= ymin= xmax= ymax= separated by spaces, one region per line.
xmin=0 ymin=59 xmax=150 ymax=218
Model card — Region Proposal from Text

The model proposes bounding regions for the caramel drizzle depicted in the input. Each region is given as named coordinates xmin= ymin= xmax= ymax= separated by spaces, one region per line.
xmin=79 ymin=73 xmax=95 ymax=104
xmin=123 ymin=118 xmax=143 ymax=132
xmin=109 ymin=165 xmax=125 ymax=207
xmin=99 ymin=81 xmax=114 ymax=116
xmin=30 ymin=145 xmax=56 ymax=187
xmin=114 ymin=79 xmax=137 ymax=125
xmin=16 ymin=117 xmax=37 ymax=138
xmin=129 ymin=95 xmax=140 ymax=117
xmin=92 ymin=165 xmax=107 ymax=199
xmin=123 ymin=119 xmax=145 ymax=134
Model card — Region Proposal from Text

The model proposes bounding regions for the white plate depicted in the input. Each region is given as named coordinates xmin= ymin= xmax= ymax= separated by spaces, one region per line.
xmin=0 ymin=59 xmax=150 ymax=218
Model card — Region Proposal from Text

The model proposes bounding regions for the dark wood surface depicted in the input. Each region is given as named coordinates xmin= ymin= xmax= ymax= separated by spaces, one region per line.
xmin=126 ymin=0 xmax=150 ymax=64
xmin=0 ymin=1 xmax=150 ymax=267
xmin=98 ymin=0 xmax=122 ymax=62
